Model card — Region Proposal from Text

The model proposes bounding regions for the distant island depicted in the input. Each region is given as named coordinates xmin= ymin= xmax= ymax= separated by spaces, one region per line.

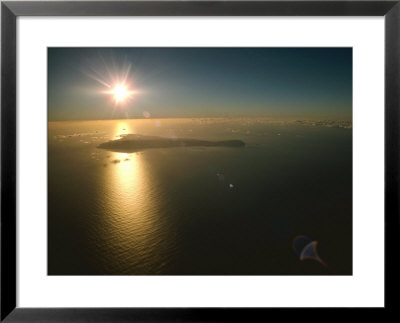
xmin=97 ymin=134 xmax=245 ymax=152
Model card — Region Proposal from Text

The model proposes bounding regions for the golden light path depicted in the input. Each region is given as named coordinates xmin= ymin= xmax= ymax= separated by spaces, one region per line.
xmin=100 ymin=121 xmax=167 ymax=274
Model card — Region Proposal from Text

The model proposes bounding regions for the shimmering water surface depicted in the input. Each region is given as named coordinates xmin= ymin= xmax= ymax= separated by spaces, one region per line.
xmin=48 ymin=118 xmax=352 ymax=275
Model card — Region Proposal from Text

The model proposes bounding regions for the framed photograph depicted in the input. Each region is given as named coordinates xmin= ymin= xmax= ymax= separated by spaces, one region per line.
xmin=1 ymin=0 xmax=398 ymax=321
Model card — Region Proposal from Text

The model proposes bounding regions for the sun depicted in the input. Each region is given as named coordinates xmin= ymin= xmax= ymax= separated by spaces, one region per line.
xmin=109 ymin=83 xmax=134 ymax=104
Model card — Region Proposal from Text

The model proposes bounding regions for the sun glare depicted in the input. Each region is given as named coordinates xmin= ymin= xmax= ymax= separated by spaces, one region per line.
xmin=85 ymin=59 xmax=139 ymax=105
xmin=109 ymin=83 xmax=134 ymax=104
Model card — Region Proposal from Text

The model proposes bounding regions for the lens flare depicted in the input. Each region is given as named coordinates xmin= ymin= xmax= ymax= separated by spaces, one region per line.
xmin=83 ymin=55 xmax=140 ymax=107
xmin=108 ymin=83 xmax=135 ymax=104
xmin=293 ymin=235 xmax=327 ymax=267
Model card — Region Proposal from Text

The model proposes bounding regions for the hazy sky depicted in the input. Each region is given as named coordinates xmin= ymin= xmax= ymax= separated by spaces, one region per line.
xmin=48 ymin=48 xmax=352 ymax=121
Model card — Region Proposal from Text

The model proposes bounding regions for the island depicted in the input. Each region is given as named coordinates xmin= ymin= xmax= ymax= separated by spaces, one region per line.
xmin=97 ymin=134 xmax=245 ymax=152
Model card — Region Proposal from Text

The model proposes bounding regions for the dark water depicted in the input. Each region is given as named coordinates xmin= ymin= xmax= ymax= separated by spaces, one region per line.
xmin=48 ymin=118 xmax=352 ymax=275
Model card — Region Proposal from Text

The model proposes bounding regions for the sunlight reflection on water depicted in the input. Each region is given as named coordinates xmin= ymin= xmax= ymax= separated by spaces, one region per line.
xmin=48 ymin=118 xmax=352 ymax=275
xmin=99 ymin=121 xmax=172 ymax=274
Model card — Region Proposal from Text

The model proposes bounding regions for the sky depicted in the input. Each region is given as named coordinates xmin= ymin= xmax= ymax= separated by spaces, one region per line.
xmin=48 ymin=48 xmax=352 ymax=121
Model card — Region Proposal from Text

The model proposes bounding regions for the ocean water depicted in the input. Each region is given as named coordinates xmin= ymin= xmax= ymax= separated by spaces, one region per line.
xmin=48 ymin=118 xmax=352 ymax=275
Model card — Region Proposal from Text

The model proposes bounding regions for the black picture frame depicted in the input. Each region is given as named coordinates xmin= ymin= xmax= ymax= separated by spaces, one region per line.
xmin=1 ymin=0 xmax=399 ymax=321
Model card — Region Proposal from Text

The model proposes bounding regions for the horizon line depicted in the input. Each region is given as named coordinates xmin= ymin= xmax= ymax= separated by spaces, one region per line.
xmin=48 ymin=116 xmax=353 ymax=123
